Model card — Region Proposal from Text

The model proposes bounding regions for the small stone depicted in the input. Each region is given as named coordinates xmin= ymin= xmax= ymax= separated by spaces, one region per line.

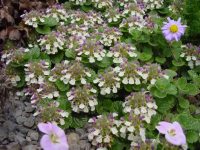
xmin=3 ymin=120 xmax=17 ymax=131
xmin=15 ymin=110 xmax=22 ymax=117
xmin=25 ymin=106 xmax=35 ymax=113
xmin=16 ymin=116 xmax=26 ymax=124
xmin=2 ymin=139 xmax=9 ymax=145
xmin=23 ymin=117 xmax=35 ymax=128
xmin=22 ymin=145 xmax=37 ymax=150
xmin=28 ymin=130 xmax=39 ymax=141
xmin=75 ymin=128 xmax=85 ymax=136
xmin=79 ymin=140 xmax=90 ymax=150
xmin=80 ymin=133 xmax=88 ymax=140
xmin=67 ymin=133 xmax=80 ymax=145
xmin=69 ymin=144 xmax=81 ymax=150
xmin=26 ymin=136 xmax=31 ymax=142
xmin=17 ymin=126 xmax=29 ymax=134
xmin=0 ymin=117 xmax=5 ymax=123
xmin=15 ymin=134 xmax=26 ymax=145
xmin=0 ymin=127 xmax=8 ymax=142
xmin=8 ymin=132 xmax=15 ymax=142
xmin=6 ymin=142 xmax=20 ymax=150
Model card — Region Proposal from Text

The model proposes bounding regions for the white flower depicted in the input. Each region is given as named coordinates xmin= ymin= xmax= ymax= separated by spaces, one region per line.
xmin=111 ymin=127 xmax=118 ymax=135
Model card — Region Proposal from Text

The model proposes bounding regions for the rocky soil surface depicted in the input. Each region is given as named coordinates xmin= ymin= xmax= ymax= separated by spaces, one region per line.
xmin=0 ymin=92 xmax=92 ymax=150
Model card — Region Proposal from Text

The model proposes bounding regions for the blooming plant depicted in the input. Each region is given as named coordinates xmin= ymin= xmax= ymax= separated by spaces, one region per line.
xmin=2 ymin=0 xmax=200 ymax=149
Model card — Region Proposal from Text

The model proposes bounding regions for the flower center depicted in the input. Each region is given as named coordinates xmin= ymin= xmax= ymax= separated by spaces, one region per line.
xmin=169 ymin=24 xmax=178 ymax=33
xmin=50 ymin=133 xmax=59 ymax=143
xmin=168 ymin=129 xmax=176 ymax=137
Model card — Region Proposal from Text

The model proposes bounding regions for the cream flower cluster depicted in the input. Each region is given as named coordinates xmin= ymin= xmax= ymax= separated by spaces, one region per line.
xmin=25 ymin=82 xmax=59 ymax=104
xmin=123 ymin=92 xmax=157 ymax=123
xmin=46 ymin=4 xmax=68 ymax=22
xmin=98 ymin=26 xmax=122 ymax=46
xmin=92 ymin=0 xmax=113 ymax=9
xmin=107 ymin=42 xmax=137 ymax=63
xmin=120 ymin=15 xmax=145 ymax=30
xmin=1 ymin=47 xmax=30 ymax=65
xmin=143 ymin=0 xmax=164 ymax=10
xmin=34 ymin=101 xmax=69 ymax=125
xmin=38 ymin=31 xmax=65 ymax=54
xmin=93 ymin=68 xmax=120 ymax=95
xmin=104 ymin=8 xmax=121 ymax=23
xmin=67 ymin=24 xmax=90 ymax=38
xmin=88 ymin=113 xmax=118 ymax=150
xmin=114 ymin=60 xmax=142 ymax=85
xmin=180 ymin=44 xmax=200 ymax=69
xmin=67 ymin=84 xmax=98 ymax=113
xmin=24 ymin=60 xmax=50 ymax=85
xmin=69 ymin=0 xmax=87 ymax=5
xmin=22 ymin=5 xmax=68 ymax=28
xmin=123 ymin=3 xmax=145 ymax=18
xmin=50 ymin=60 xmax=91 ymax=85
xmin=117 ymin=114 xmax=146 ymax=147
xmin=139 ymin=63 xmax=169 ymax=85
xmin=68 ymin=10 xmax=104 ymax=27
xmin=76 ymin=38 xmax=106 ymax=63
xmin=21 ymin=10 xmax=45 ymax=28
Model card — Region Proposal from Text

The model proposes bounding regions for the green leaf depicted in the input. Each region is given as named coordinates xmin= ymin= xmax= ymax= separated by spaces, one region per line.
xmin=138 ymin=48 xmax=153 ymax=62
xmin=129 ymin=28 xmax=142 ymax=40
xmin=155 ymin=57 xmax=166 ymax=64
xmin=171 ymin=47 xmax=182 ymax=60
xmin=62 ymin=115 xmax=72 ymax=129
xmin=172 ymin=59 xmax=185 ymax=66
xmin=57 ymin=97 xmax=71 ymax=111
xmin=165 ymin=69 xmax=177 ymax=80
xmin=97 ymin=57 xmax=112 ymax=68
xmin=178 ymin=97 xmax=190 ymax=109
xmin=155 ymin=96 xmax=175 ymax=114
xmin=50 ymin=51 xmax=64 ymax=64
xmin=111 ymin=101 xmax=123 ymax=115
xmin=65 ymin=49 xmax=76 ymax=58
xmin=70 ymin=116 xmax=88 ymax=128
xmin=151 ymin=87 xmax=167 ymax=98
xmin=166 ymin=84 xmax=177 ymax=95
xmin=155 ymin=78 xmax=171 ymax=91
xmin=43 ymin=17 xmax=58 ymax=27
xmin=36 ymin=26 xmax=51 ymax=34
xmin=176 ymin=77 xmax=187 ymax=90
xmin=186 ymin=130 xmax=199 ymax=143
xmin=175 ymin=114 xmax=200 ymax=131
xmin=16 ymin=75 xmax=25 ymax=88
xmin=55 ymin=80 xmax=69 ymax=92
xmin=187 ymin=83 xmax=200 ymax=96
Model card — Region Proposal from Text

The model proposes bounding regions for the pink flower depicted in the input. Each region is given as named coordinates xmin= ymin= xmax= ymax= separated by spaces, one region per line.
xmin=38 ymin=122 xmax=69 ymax=150
xmin=162 ymin=17 xmax=186 ymax=41
xmin=156 ymin=121 xmax=186 ymax=146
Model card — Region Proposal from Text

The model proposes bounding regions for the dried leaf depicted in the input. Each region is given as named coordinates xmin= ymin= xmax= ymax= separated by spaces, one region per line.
xmin=9 ymin=28 xmax=21 ymax=40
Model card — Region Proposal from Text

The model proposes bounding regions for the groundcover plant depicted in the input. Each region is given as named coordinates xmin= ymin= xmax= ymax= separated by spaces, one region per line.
xmin=2 ymin=0 xmax=200 ymax=149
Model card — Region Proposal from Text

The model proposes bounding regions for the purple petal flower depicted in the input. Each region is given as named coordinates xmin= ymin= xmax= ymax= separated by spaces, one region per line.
xmin=162 ymin=17 xmax=186 ymax=42
xmin=38 ymin=122 xmax=69 ymax=150
xmin=156 ymin=121 xmax=186 ymax=146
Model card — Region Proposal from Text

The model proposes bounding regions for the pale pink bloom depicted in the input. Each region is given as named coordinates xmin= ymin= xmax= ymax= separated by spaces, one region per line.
xmin=38 ymin=122 xmax=69 ymax=150
xmin=156 ymin=121 xmax=186 ymax=146
xmin=162 ymin=17 xmax=186 ymax=41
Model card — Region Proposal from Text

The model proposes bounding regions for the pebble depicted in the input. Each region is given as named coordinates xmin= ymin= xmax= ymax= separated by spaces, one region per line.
xmin=28 ymin=130 xmax=39 ymax=141
xmin=16 ymin=116 xmax=26 ymax=124
xmin=0 ymin=127 xmax=8 ymax=142
xmin=6 ymin=142 xmax=20 ymax=150
xmin=23 ymin=117 xmax=35 ymax=128
xmin=68 ymin=133 xmax=80 ymax=145
xmin=22 ymin=145 xmax=38 ymax=150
